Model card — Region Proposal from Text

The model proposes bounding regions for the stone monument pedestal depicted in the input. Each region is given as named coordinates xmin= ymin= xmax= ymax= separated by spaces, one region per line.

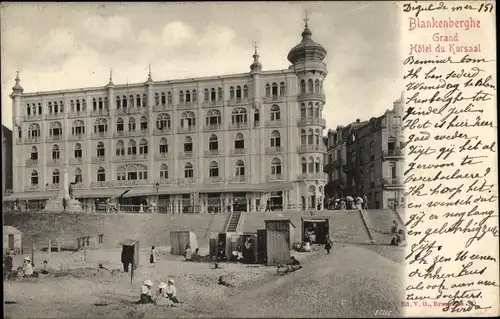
xmin=43 ymin=169 xmax=84 ymax=213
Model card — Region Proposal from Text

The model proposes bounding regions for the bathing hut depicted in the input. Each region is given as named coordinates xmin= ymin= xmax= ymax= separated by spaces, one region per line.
xmin=3 ymin=226 xmax=23 ymax=254
xmin=120 ymin=238 xmax=140 ymax=270
xmin=264 ymin=219 xmax=296 ymax=266
xmin=170 ymin=231 xmax=198 ymax=256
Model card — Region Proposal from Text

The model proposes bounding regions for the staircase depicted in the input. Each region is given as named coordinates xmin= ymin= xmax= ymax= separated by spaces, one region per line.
xmin=225 ymin=211 xmax=242 ymax=232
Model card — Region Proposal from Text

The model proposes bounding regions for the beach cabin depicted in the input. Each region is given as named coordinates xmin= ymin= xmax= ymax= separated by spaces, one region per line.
xmin=170 ymin=231 xmax=198 ymax=256
xmin=301 ymin=217 xmax=330 ymax=245
xmin=120 ymin=239 xmax=140 ymax=270
xmin=3 ymin=226 xmax=23 ymax=254
xmin=264 ymin=219 xmax=296 ymax=266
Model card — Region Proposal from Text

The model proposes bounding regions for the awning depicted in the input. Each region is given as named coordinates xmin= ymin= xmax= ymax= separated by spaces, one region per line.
xmin=74 ymin=189 xmax=123 ymax=199
xmin=3 ymin=191 xmax=57 ymax=201
xmin=122 ymin=187 xmax=156 ymax=198
xmin=302 ymin=218 xmax=328 ymax=223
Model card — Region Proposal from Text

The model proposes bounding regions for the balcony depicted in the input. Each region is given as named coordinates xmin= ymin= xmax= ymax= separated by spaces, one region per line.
xmin=24 ymin=115 xmax=43 ymax=122
xmin=25 ymin=159 xmax=39 ymax=167
xmin=91 ymin=131 xmax=109 ymax=139
xmin=68 ymin=111 xmax=86 ymax=118
xmin=92 ymin=156 xmax=106 ymax=163
xmin=179 ymin=151 xmax=194 ymax=158
xmin=177 ymin=126 xmax=196 ymax=134
xmin=153 ymin=128 xmax=173 ymax=135
xmin=124 ymin=107 xmax=147 ymax=115
xmin=383 ymin=177 xmax=404 ymax=188
xmin=68 ymin=134 xmax=85 ymax=141
xmin=297 ymin=173 xmax=328 ymax=181
xmin=231 ymin=148 xmax=247 ymax=156
xmin=204 ymin=123 xmax=222 ymax=131
xmin=228 ymin=98 xmax=250 ymax=105
xmin=46 ymin=183 xmax=59 ymax=191
xmin=382 ymin=149 xmax=404 ymax=159
xmin=19 ymin=136 xmax=42 ymax=144
xmin=73 ymin=182 xmax=86 ymax=190
xmin=45 ymin=113 xmax=64 ymax=120
xmin=229 ymin=121 xmax=249 ymax=130
xmin=253 ymin=121 xmax=260 ymax=128
xmin=177 ymin=102 xmax=196 ymax=110
xmin=265 ymin=146 xmax=284 ymax=155
xmin=297 ymin=117 xmax=326 ymax=127
xmin=89 ymin=109 xmax=109 ymax=117
xmin=113 ymin=129 xmax=148 ymax=137
xmin=297 ymin=92 xmax=326 ymax=102
xmin=24 ymin=185 xmax=40 ymax=192
xmin=46 ymin=135 xmax=63 ymax=142
xmin=113 ymin=154 xmax=148 ymax=162
xmin=263 ymin=95 xmax=286 ymax=103
xmin=155 ymin=153 xmax=171 ymax=160
xmin=70 ymin=157 xmax=83 ymax=165
xmin=229 ymin=175 xmax=248 ymax=183
xmin=297 ymin=145 xmax=327 ymax=153
xmin=202 ymin=100 xmax=223 ymax=108
xmin=177 ymin=178 xmax=196 ymax=186
xmin=206 ymin=177 xmax=223 ymax=184
xmin=266 ymin=120 xmax=284 ymax=128
xmin=47 ymin=158 xmax=61 ymax=166
xmin=90 ymin=180 xmax=152 ymax=189
xmin=267 ymin=174 xmax=284 ymax=182
xmin=156 ymin=178 xmax=175 ymax=185
xmin=204 ymin=149 xmax=221 ymax=157
xmin=153 ymin=103 xmax=173 ymax=112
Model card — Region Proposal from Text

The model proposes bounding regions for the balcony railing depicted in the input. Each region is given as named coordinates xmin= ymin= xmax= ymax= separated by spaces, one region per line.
xmin=25 ymin=159 xmax=39 ymax=167
xmin=265 ymin=147 xmax=284 ymax=155
xmin=229 ymin=175 xmax=248 ymax=183
xmin=69 ymin=111 xmax=86 ymax=118
xmin=68 ymin=134 xmax=85 ymax=141
xmin=157 ymin=178 xmax=175 ymax=185
xmin=46 ymin=183 xmax=59 ymax=191
xmin=89 ymin=109 xmax=109 ymax=116
xmin=45 ymin=113 xmax=64 ymax=120
xmin=178 ymin=126 xmax=196 ymax=133
xmin=47 ymin=158 xmax=61 ymax=166
xmin=266 ymin=120 xmax=284 ymax=128
xmin=297 ymin=118 xmax=326 ymax=127
xmin=177 ymin=178 xmax=196 ymax=185
xmin=267 ymin=174 xmax=284 ymax=182
xmin=204 ymin=123 xmax=222 ymax=131
xmin=24 ymin=185 xmax=40 ymax=192
xmin=228 ymin=98 xmax=250 ymax=105
xmin=153 ymin=128 xmax=172 ymax=135
xmin=153 ymin=104 xmax=173 ymax=112
xmin=113 ymin=129 xmax=148 ymax=137
xmin=231 ymin=148 xmax=247 ymax=156
xmin=73 ymin=182 xmax=86 ymax=190
xmin=297 ymin=145 xmax=327 ymax=153
xmin=179 ymin=151 xmax=194 ymax=158
xmin=113 ymin=154 xmax=148 ymax=162
xmin=92 ymin=156 xmax=106 ymax=163
xmin=382 ymin=149 xmax=404 ymax=158
xmin=155 ymin=153 xmax=171 ymax=160
xmin=383 ymin=177 xmax=404 ymax=187
xmin=177 ymin=102 xmax=196 ymax=109
xmin=204 ymin=149 xmax=220 ymax=157
xmin=90 ymin=179 xmax=152 ymax=188
xmin=297 ymin=92 xmax=326 ymax=102
xmin=91 ymin=131 xmax=109 ymax=139
xmin=202 ymin=100 xmax=224 ymax=108
xmin=263 ymin=95 xmax=286 ymax=103
xmin=297 ymin=173 xmax=328 ymax=181
xmin=206 ymin=177 xmax=223 ymax=184
xmin=46 ymin=135 xmax=63 ymax=142
xmin=229 ymin=121 xmax=249 ymax=129
xmin=24 ymin=115 xmax=43 ymax=121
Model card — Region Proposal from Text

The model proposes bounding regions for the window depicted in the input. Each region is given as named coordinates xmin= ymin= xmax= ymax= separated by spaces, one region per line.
xmin=26 ymin=104 xmax=31 ymax=116
xmin=129 ymin=95 xmax=134 ymax=108
xmin=167 ymin=92 xmax=172 ymax=104
xmin=117 ymin=166 xmax=126 ymax=181
xmin=159 ymin=138 xmax=168 ymax=154
xmin=161 ymin=92 xmax=166 ymax=105
xmin=315 ymin=157 xmax=321 ymax=173
xmin=243 ymin=85 xmax=249 ymax=99
xmin=308 ymin=79 xmax=314 ymax=92
xmin=271 ymin=83 xmax=278 ymax=97
xmin=98 ymin=97 xmax=104 ymax=110
xmin=52 ymin=169 xmax=60 ymax=184
xmin=154 ymin=113 xmax=170 ymax=130
xmin=205 ymin=109 xmax=221 ymax=126
xmin=390 ymin=162 xmax=397 ymax=178
xmin=31 ymin=170 xmax=39 ymax=185
xmin=139 ymin=139 xmax=148 ymax=155
xmin=271 ymin=158 xmax=282 ymax=175
xmin=314 ymin=102 xmax=321 ymax=118
xmin=116 ymin=140 xmax=125 ymax=156
xmin=315 ymin=79 xmax=320 ymax=93
xmin=136 ymin=95 xmax=141 ymax=108
xmin=116 ymin=118 xmax=124 ymax=131
xmin=315 ymin=129 xmax=320 ymax=145
xmin=97 ymin=167 xmax=106 ymax=182
xmin=48 ymin=102 xmax=52 ymax=114
xmin=280 ymin=82 xmax=286 ymax=96
xmin=74 ymin=167 xmax=82 ymax=183
xmin=300 ymin=129 xmax=307 ymax=145
xmin=70 ymin=100 xmax=75 ymax=112
xmin=209 ymin=161 xmax=219 ymax=177
xmin=301 ymin=157 xmax=308 ymax=173
xmin=28 ymin=123 xmax=40 ymax=138
xmin=160 ymin=163 xmax=168 ymax=179
xmin=231 ymin=108 xmax=247 ymax=125
xmin=184 ymin=162 xmax=194 ymax=178
xmin=122 ymin=96 xmax=127 ymax=108
xmin=179 ymin=91 xmax=185 ymax=103
xmin=230 ymin=86 xmax=235 ymax=100
xmin=308 ymin=129 xmax=314 ymax=144
xmin=94 ymin=118 xmax=108 ymax=133
xmin=184 ymin=136 xmax=193 ymax=152
xmin=204 ymin=89 xmax=209 ymax=101
xmin=74 ymin=143 xmax=82 ymax=158
xmin=211 ymin=88 xmax=216 ymax=101
xmin=192 ymin=90 xmax=197 ymax=102
xmin=72 ymin=120 xmax=85 ymax=136
xmin=116 ymin=96 xmax=121 ymax=109
xmin=235 ymin=160 xmax=245 ymax=176
xmin=52 ymin=145 xmax=60 ymax=160
xmin=117 ymin=164 xmax=148 ymax=180
xmin=209 ymin=134 xmax=218 ymax=150
xmin=97 ymin=141 xmax=105 ymax=157
xmin=307 ymin=102 xmax=314 ymax=118
xmin=300 ymin=80 xmax=306 ymax=93
xmin=270 ymin=105 xmax=280 ymax=121
xmin=217 ymin=87 xmax=223 ymax=100
xmin=98 ymin=234 xmax=104 ymax=244
xmin=49 ymin=122 xmax=62 ymax=136
xmin=234 ymin=133 xmax=244 ymax=149
xmin=265 ymin=83 xmax=270 ymax=97
xmin=142 ymin=94 xmax=147 ymax=107
xmin=155 ymin=93 xmax=160 ymax=106
xmin=254 ymin=109 xmax=260 ymax=126
xmin=236 ymin=86 xmax=242 ymax=100
xmin=181 ymin=112 xmax=196 ymax=128
xmin=308 ymin=157 xmax=314 ymax=173
xmin=30 ymin=146 xmax=38 ymax=160
xmin=140 ymin=116 xmax=148 ymax=131
xmin=185 ymin=90 xmax=191 ymax=103
xmin=38 ymin=103 xmax=42 ymax=115
xmin=128 ymin=117 xmax=136 ymax=131
xmin=270 ymin=130 xmax=281 ymax=147
xmin=92 ymin=98 xmax=97 ymax=111
xmin=127 ymin=140 xmax=137 ymax=155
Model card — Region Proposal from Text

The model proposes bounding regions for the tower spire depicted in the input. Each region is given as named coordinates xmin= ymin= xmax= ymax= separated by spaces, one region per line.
xmin=304 ymin=9 xmax=309 ymax=28
xmin=11 ymin=69 xmax=24 ymax=93
xmin=250 ymin=41 xmax=262 ymax=73
xmin=147 ymin=64 xmax=153 ymax=82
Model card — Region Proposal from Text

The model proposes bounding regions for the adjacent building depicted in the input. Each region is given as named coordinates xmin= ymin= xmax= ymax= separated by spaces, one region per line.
xmin=9 ymin=20 xmax=328 ymax=213
xmin=324 ymin=95 xmax=404 ymax=209
xmin=2 ymin=124 xmax=13 ymax=198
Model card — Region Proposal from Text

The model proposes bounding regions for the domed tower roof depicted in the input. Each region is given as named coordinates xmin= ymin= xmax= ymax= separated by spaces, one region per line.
xmin=287 ymin=18 xmax=327 ymax=65
xmin=250 ymin=42 xmax=262 ymax=73
xmin=12 ymin=71 xmax=24 ymax=93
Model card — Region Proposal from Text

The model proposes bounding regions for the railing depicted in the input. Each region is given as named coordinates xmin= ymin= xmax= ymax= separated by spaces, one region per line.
xmin=70 ymin=158 xmax=84 ymax=165
xmin=90 ymin=180 xmax=152 ymax=188
xmin=229 ymin=175 xmax=248 ymax=183
xmin=155 ymin=153 xmax=171 ymax=160
xmin=69 ymin=111 xmax=86 ymax=118
xmin=91 ymin=132 xmax=108 ymax=139
xmin=205 ymin=177 xmax=223 ymax=184
xmin=47 ymin=158 xmax=61 ymax=166
xmin=179 ymin=151 xmax=194 ymax=158
xmin=267 ymin=174 xmax=284 ymax=182
xmin=20 ymin=137 xmax=42 ymax=144
xmin=297 ymin=92 xmax=326 ymax=102
xmin=45 ymin=113 xmax=64 ymax=120
xmin=153 ymin=128 xmax=172 ymax=135
xmin=202 ymin=100 xmax=223 ymax=108
xmin=266 ymin=120 xmax=284 ymax=128
xmin=204 ymin=123 xmax=222 ymax=131
xmin=297 ymin=173 xmax=328 ymax=181
xmin=297 ymin=145 xmax=327 ymax=153
xmin=89 ymin=109 xmax=109 ymax=116
xmin=46 ymin=135 xmax=63 ymax=141
xmin=24 ymin=115 xmax=44 ymax=121
xmin=265 ymin=147 xmax=284 ymax=155
xmin=157 ymin=178 xmax=175 ymax=185
xmin=24 ymin=185 xmax=40 ymax=191
xmin=253 ymin=121 xmax=260 ymax=128
xmin=177 ymin=102 xmax=196 ymax=109
xmin=177 ymin=178 xmax=197 ymax=185
xmin=73 ymin=182 xmax=86 ymax=190
xmin=229 ymin=122 xmax=249 ymax=129
xmin=382 ymin=149 xmax=404 ymax=157
xmin=153 ymin=104 xmax=173 ymax=112
xmin=113 ymin=129 xmax=148 ymax=137
xmin=25 ymin=159 xmax=39 ymax=166
xmin=113 ymin=154 xmax=148 ymax=162
xmin=297 ymin=118 xmax=326 ymax=126
xmin=263 ymin=95 xmax=286 ymax=103
xmin=177 ymin=126 xmax=196 ymax=133
xmin=46 ymin=183 xmax=59 ymax=191
xmin=92 ymin=156 xmax=106 ymax=163
xmin=228 ymin=98 xmax=250 ymax=105
xmin=231 ymin=148 xmax=247 ymax=156
xmin=68 ymin=134 xmax=85 ymax=141
xmin=204 ymin=149 xmax=220 ymax=157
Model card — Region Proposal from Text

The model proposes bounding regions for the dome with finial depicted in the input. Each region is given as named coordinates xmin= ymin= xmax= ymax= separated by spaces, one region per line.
xmin=105 ymin=69 xmax=114 ymax=88
xmin=250 ymin=42 xmax=262 ymax=73
xmin=287 ymin=16 xmax=327 ymax=65
xmin=12 ymin=70 xmax=24 ymax=93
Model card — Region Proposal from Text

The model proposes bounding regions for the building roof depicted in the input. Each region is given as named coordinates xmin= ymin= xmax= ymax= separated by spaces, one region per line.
xmin=120 ymin=238 xmax=139 ymax=246
xmin=287 ymin=24 xmax=327 ymax=64
xmin=3 ymin=225 xmax=23 ymax=235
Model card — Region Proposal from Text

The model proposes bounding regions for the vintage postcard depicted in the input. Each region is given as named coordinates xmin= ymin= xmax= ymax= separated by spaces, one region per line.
xmin=1 ymin=1 xmax=498 ymax=318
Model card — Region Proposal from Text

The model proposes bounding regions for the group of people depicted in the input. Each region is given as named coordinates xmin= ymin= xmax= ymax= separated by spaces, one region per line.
xmin=390 ymin=220 xmax=406 ymax=246
xmin=138 ymin=278 xmax=181 ymax=306
xmin=3 ymin=252 xmax=50 ymax=281
xmin=326 ymin=195 xmax=369 ymax=210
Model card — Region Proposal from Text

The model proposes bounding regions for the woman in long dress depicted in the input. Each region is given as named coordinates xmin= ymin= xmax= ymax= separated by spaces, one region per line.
xmin=150 ymin=246 xmax=159 ymax=264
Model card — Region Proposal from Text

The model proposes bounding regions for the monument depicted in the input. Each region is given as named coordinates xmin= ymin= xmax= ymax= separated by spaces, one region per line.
xmin=43 ymin=169 xmax=84 ymax=213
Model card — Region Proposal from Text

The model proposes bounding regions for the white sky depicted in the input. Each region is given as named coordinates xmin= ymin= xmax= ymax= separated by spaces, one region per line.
xmin=1 ymin=2 xmax=402 ymax=130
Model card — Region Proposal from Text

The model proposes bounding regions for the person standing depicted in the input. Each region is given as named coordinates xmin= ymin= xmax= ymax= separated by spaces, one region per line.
xmin=325 ymin=235 xmax=333 ymax=254
xmin=363 ymin=194 xmax=369 ymax=210
xmin=4 ymin=252 xmax=13 ymax=281
xmin=185 ymin=244 xmax=192 ymax=261
xmin=150 ymin=246 xmax=159 ymax=265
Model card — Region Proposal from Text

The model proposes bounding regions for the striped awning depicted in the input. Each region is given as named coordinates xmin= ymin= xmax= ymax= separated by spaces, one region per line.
xmin=3 ymin=191 xmax=57 ymax=201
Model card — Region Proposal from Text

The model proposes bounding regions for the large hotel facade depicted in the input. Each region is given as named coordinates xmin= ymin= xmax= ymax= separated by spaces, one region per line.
xmin=9 ymin=22 xmax=328 ymax=213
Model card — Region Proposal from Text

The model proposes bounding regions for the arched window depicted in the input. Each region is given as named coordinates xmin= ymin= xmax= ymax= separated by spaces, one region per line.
xmin=210 ymin=88 xmax=216 ymax=101
xmin=271 ymin=83 xmax=278 ymax=97
xmin=184 ymin=162 xmax=194 ymax=178
xmin=301 ymin=157 xmax=307 ymax=173
xmin=315 ymin=79 xmax=320 ymax=93
xmin=48 ymin=102 xmax=53 ymax=114
xmin=231 ymin=108 xmax=247 ymax=125
xmin=315 ymin=102 xmax=321 ymax=118
xmin=49 ymin=122 xmax=62 ymax=137
xmin=234 ymin=132 xmax=244 ymax=149
xmin=30 ymin=146 xmax=38 ymax=160
xmin=129 ymin=95 xmax=134 ymax=108
xmin=139 ymin=139 xmax=148 ymax=155
xmin=116 ymin=96 xmax=121 ymax=109
xmin=184 ymin=136 xmax=193 ymax=152
xmin=97 ymin=141 xmax=105 ymax=157
xmin=308 ymin=79 xmax=314 ymax=92
xmin=270 ymin=130 xmax=281 ymax=147
xmin=70 ymin=100 xmax=75 ymax=112
xmin=243 ymin=85 xmax=249 ymax=99
xmin=307 ymin=102 xmax=314 ymax=118
xmin=235 ymin=160 xmax=245 ymax=176
xmin=128 ymin=117 xmax=136 ymax=131
xmin=280 ymin=82 xmax=286 ymax=96
xmin=236 ymin=86 xmax=242 ymax=99
xmin=97 ymin=167 xmax=106 ymax=182
xmin=92 ymin=98 xmax=97 ymax=111
xmin=271 ymin=158 xmax=282 ymax=175
xmin=308 ymin=129 xmax=314 ymax=144
xmin=265 ymin=83 xmax=270 ymax=97
xmin=28 ymin=123 xmax=41 ymax=138
xmin=104 ymin=97 xmax=109 ymax=109
xmin=117 ymin=118 xmax=124 ymax=131
xmin=300 ymin=129 xmax=307 ymax=145
xmin=204 ymin=88 xmax=209 ymax=101
xmin=156 ymin=113 xmax=171 ymax=130
xmin=179 ymin=90 xmax=185 ymax=103
xmin=116 ymin=164 xmax=148 ymax=180
xmin=116 ymin=140 xmax=125 ymax=156
xmin=74 ymin=167 xmax=83 ymax=183
xmin=142 ymin=94 xmax=147 ymax=107
xmin=205 ymin=109 xmax=221 ymax=126
xmin=30 ymin=170 xmax=39 ymax=185
xmin=217 ymin=87 xmax=223 ymax=100
xmin=270 ymin=105 xmax=280 ymax=121
xmin=52 ymin=169 xmax=60 ymax=184
xmin=185 ymin=90 xmax=191 ymax=103
xmin=315 ymin=129 xmax=321 ymax=145
xmin=117 ymin=166 xmax=126 ymax=180
xmin=167 ymin=92 xmax=172 ymax=104
xmin=160 ymin=163 xmax=168 ymax=179
xmin=74 ymin=143 xmax=82 ymax=158
xmin=191 ymin=90 xmax=197 ymax=102
xmin=136 ymin=94 xmax=141 ymax=107
xmin=209 ymin=134 xmax=218 ymax=150
xmin=159 ymin=138 xmax=168 ymax=154
xmin=94 ymin=118 xmax=108 ymax=133
xmin=308 ymin=156 xmax=314 ymax=173
xmin=181 ymin=111 xmax=196 ymax=128
xmin=122 ymin=95 xmax=127 ymax=108
xmin=229 ymin=86 xmax=235 ymax=100
xmin=209 ymin=161 xmax=219 ymax=177
xmin=300 ymin=80 xmax=306 ymax=93
xmin=300 ymin=103 xmax=306 ymax=119
xmin=161 ymin=92 xmax=166 ymax=105
xmin=76 ymin=99 xmax=82 ymax=112
xmin=98 ymin=97 xmax=103 ymax=110
xmin=52 ymin=145 xmax=60 ymax=160
xmin=155 ymin=93 xmax=160 ymax=106
xmin=26 ymin=103 xmax=31 ymax=116
xmin=127 ymin=140 xmax=137 ymax=155
xmin=140 ymin=116 xmax=148 ymax=131
xmin=315 ymin=156 xmax=321 ymax=173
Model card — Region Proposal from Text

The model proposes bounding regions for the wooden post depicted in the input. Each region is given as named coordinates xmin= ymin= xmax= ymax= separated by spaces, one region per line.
xmin=130 ymin=258 xmax=134 ymax=285
xmin=31 ymin=243 xmax=35 ymax=266
xmin=84 ymin=247 xmax=87 ymax=262
xmin=48 ymin=240 xmax=52 ymax=261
